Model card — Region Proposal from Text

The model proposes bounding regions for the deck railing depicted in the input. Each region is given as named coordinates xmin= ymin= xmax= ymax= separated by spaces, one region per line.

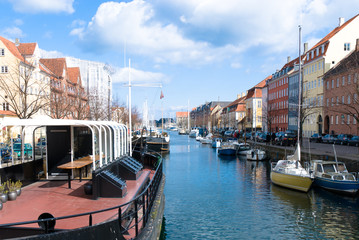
xmin=0 ymin=152 xmax=164 ymax=239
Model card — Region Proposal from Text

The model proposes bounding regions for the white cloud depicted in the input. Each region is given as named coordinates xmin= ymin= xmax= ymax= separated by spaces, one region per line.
xmin=112 ymin=66 xmax=169 ymax=85
xmin=71 ymin=0 xmax=359 ymax=67
xmin=8 ymin=0 xmax=74 ymax=14
xmin=39 ymin=48 xmax=65 ymax=58
xmin=2 ymin=27 xmax=25 ymax=39
xmin=71 ymin=0 xmax=242 ymax=65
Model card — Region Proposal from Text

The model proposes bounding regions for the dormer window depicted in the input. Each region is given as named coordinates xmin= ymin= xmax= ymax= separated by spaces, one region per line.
xmin=344 ymin=43 xmax=350 ymax=51
xmin=0 ymin=48 xmax=4 ymax=56
xmin=311 ymin=51 xmax=314 ymax=59
xmin=316 ymin=48 xmax=319 ymax=56
xmin=321 ymin=45 xmax=325 ymax=54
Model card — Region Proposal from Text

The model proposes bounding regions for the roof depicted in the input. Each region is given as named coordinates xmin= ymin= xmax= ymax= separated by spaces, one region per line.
xmin=0 ymin=110 xmax=16 ymax=116
xmin=68 ymin=67 xmax=81 ymax=85
xmin=176 ymin=112 xmax=188 ymax=118
xmin=17 ymin=43 xmax=37 ymax=55
xmin=40 ymin=58 xmax=67 ymax=78
xmin=305 ymin=14 xmax=359 ymax=64
xmin=0 ymin=36 xmax=24 ymax=61
xmin=245 ymin=76 xmax=271 ymax=100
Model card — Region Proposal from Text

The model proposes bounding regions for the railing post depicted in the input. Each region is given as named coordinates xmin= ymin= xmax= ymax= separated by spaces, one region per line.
xmin=146 ymin=188 xmax=149 ymax=222
xmin=89 ymin=214 xmax=92 ymax=226
xmin=118 ymin=207 xmax=122 ymax=232
xmin=45 ymin=220 xmax=49 ymax=234
xmin=134 ymin=199 xmax=139 ymax=237
xmin=142 ymin=194 xmax=146 ymax=228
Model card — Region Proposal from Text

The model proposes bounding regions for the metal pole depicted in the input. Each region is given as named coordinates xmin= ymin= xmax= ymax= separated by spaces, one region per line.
xmin=298 ymin=25 xmax=302 ymax=161
xmin=129 ymin=59 xmax=132 ymax=156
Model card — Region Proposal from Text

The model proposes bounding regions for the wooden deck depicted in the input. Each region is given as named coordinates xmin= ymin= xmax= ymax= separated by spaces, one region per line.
xmin=0 ymin=169 xmax=152 ymax=230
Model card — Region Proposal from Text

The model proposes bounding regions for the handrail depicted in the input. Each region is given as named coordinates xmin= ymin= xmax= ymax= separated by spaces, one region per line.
xmin=0 ymin=152 xmax=164 ymax=238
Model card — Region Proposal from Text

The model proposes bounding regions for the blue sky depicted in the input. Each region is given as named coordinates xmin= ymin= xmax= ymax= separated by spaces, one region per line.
xmin=1 ymin=0 xmax=359 ymax=120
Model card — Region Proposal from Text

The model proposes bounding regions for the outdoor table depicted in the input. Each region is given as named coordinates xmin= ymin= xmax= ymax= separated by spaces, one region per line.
xmin=57 ymin=157 xmax=93 ymax=189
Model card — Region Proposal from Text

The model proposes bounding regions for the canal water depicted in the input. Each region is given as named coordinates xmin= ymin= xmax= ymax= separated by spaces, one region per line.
xmin=162 ymin=132 xmax=359 ymax=239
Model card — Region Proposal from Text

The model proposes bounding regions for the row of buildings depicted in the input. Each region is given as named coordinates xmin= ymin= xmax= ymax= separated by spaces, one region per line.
xmin=179 ymin=15 xmax=359 ymax=137
xmin=0 ymin=36 xmax=113 ymax=123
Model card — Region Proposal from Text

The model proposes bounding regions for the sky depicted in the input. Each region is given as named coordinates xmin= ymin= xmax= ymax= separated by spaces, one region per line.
xmin=1 ymin=0 xmax=359 ymax=120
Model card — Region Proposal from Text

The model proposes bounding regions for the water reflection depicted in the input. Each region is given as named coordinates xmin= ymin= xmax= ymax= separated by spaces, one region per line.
xmin=163 ymin=133 xmax=359 ymax=239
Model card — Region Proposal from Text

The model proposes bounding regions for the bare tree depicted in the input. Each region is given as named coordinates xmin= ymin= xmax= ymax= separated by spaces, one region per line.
xmin=49 ymin=92 xmax=72 ymax=119
xmin=71 ymin=88 xmax=90 ymax=120
xmin=0 ymin=60 xmax=50 ymax=119
xmin=88 ymin=87 xmax=108 ymax=121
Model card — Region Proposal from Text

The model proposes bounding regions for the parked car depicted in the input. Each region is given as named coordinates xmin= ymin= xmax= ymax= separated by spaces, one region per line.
xmin=224 ymin=130 xmax=234 ymax=137
xmin=279 ymin=130 xmax=297 ymax=146
xmin=13 ymin=143 xmax=33 ymax=159
xmin=0 ymin=143 xmax=11 ymax=162
xmin=274 ymin=132 xmax=285 ymax=145
xmin=322 ymin=134 xmax=338 ymax=144
xmin=335 ymin=134 xmax=352 ymax=145
xmin=347 ymin=135 xmax=359 ymax=147
xmin=35 ymin=141 xmax=47 ymax=155
xmin=242 ymin=132 xmax=252 ymax=140
xmin=309 ymin=133 xmax=322 ymax=143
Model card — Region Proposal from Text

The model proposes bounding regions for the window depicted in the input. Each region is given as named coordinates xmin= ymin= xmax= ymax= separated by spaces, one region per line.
xmin=332 ymin=79 xmax=334 ymax=88
xmin=2 ymin=102 xmax=9 ymax=111
xmin=314 ymin=80 xmax=317 ymax=88
xmin=342 ymin=76 xmax=345 ymax=86
xmin=348 ymin=75 xmax=351 ymax=84
xmin=355 ymin=73 xmax=358 ymax=83
xmin=327 ymin=98 xmax=329 ymax=107
xmin=331 ymin=97 xmax=334 ymax=106
xmin=336 ymin=96 xmax=339 ymax=105
xmin=344 ymin=43 xmax=350 ymax=51
xmin=321 ymin=96 xmax=323 ymax=106
xmin=336 ymin=115 xmax=338 ymax=124
xmin=341 ymin=115 xmax=345 ymax=124
xmin=354 ymin=114 xmax=357 ymax=124
xmin=1 ymin=66 xmax=8 ymax=73
xmin=0 ymin=48 xmax=4 ymax=56
xmin=347 ymin=115 xmax=350 ymax=124
xmin=348 ymin=95 xmax=351 ymax=104
xmin=327 ymin=81 xmax=329 ymax=89
xmin=321 ymin=45 xmax=325 ymax=54
xmin=354 ymin=93 xmax=358 ymax=103
xmin=342 ymin=96 xmax=344 ymax=104
xmin=331 ymin=115 xmax=333 ymax=124
xmin=336 ymin=78 xmax=339 ymax=87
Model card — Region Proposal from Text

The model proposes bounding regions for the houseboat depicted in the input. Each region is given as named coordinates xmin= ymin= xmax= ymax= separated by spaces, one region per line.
xmin=0 ymin=118 xmax=165 ymax=240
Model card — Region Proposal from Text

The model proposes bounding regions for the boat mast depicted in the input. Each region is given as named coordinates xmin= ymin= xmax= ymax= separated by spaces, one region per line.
xmin=187 ymin=99 xmax=190 ymax=132
xmin=129 ymin=59 xmax=132 ymax=156
xmin=297 ymin=25 xmax=302 ymax=161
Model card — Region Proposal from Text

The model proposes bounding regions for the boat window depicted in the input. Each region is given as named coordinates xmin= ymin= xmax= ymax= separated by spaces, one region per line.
xmin=317 ymin=165 xmax=323 ymax=173
xmin=336 ymin=164 xmax=346 ymax=172
xmin=333 ymin=175 xmax=344 ymax=181
xmin=322 ymin=164 xmax=335 ymax=173
xmin=345 ymin=174 xmax=355 ymax=181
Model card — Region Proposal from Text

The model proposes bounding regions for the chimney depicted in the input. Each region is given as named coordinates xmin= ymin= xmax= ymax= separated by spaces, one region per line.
xmin=339 ymin=17 xmax=345 ymax=27
xmin=287 ymin=56 xmax=291 ymax=63
xmin=304 ymin=43 xmax=308 ymax=54
xmin=356 ymin=38 xmax=359 ymax=52
xmin=15 ymin=38 xmax=20 ymax=46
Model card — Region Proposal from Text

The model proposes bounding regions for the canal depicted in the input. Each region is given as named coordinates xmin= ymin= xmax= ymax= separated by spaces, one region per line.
xmin=162 ymin=132 xmax=359 ymax=239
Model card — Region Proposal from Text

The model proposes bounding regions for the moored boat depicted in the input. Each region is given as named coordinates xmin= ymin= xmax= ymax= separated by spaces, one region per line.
xmin=234 ymin=142 xmax=251 ymax=155
xmin=218 ymin=142 xmax=237 ymax=156
xmin=246 ymin=148 xmax=266 ymax=161
xmin=270 ymin=157 xmax=312 ymax=192
xmin=189 ymin=127 xmax=199 ymax=138
xmin=310 ymin=160 xmax=359 ymax=195
xmin=212 ymin=138 xmax=222 ymax=148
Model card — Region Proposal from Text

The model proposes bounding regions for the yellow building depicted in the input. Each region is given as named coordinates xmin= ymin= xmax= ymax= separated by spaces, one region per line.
xmin=302 ymin=15 xmax=359 ymax=137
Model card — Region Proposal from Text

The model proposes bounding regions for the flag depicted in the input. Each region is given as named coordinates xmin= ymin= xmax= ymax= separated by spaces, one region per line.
xmin=160 ymin=90 xmax=164 ymax=99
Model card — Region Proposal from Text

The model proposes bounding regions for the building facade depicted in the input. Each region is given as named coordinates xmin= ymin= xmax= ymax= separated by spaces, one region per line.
xmin=302 ymin=15 xmax=359 ymax=137
xmin=323 ymin=39 xmax=359 ymax=135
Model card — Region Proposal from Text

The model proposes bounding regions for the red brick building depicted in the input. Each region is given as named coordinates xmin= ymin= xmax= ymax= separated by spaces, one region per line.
xmin=267 ymin=58 xmax=297 ymax=132
xmin=323 ymin=39 xmax=359 ymax=135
